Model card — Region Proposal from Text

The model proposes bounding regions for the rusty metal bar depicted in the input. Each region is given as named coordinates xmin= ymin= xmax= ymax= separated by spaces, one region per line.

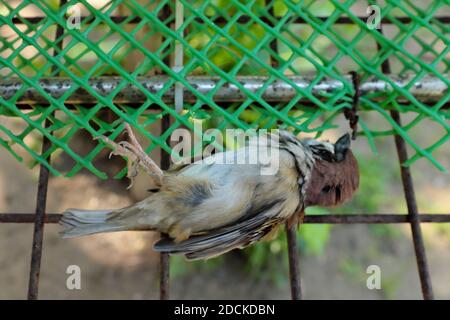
xmin=27 ymin=0 xmax=67 ymax=300
xmin=378 ymin=25 xmax=434 ymax=300
xmin=159 ymin=250 xmax=170 ymax=300
xmin=0 ymin=214 xmax=61 ymax=223
xmin=158 ymin=2 xmax=172 ymax=301
xmin=268 ymin=1 xmax=278 ymax=69
xmin=265 ymin=0 xmax=302 ymax=299
xmin=2 ymin=74 xmax=447 ymax=106
xmin=27 ymin=122 xmax=51 ymax=300
xmin=2 ymin=213 xmax=450 ymax=224
xmin=159 ymin=114 xmax=171 ymax=300
xmin=392 ymin=111 xmax=434 ymax=300
xmin=286 ymin=222 xmax=302 ymax=300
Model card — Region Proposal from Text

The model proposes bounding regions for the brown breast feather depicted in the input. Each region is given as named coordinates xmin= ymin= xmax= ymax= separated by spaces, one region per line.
xmin=304 ymin=150 xmax=359 ymax=207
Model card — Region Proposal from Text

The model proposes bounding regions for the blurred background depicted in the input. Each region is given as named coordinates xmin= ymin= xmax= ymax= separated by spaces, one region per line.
xmin=0 ymin=0 xmax=449 ymax=299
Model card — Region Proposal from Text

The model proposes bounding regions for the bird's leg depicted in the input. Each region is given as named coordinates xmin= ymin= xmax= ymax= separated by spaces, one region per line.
xmin=95 ymin=123 xmax=164 ymax=188
xmin=122 ymin=123 xmax=164 ymax=180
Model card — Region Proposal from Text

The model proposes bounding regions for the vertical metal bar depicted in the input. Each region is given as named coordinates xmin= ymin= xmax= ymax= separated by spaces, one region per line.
xmin=159 ymin=115 xmax=171 ymax=300
xmin=286 ymin=222 xmax=302 ymax=300
xmin=390 ymin=112 xmax=434 ymax=300
xmin=27 ymin=0 xmax=67 ymax=300
xmin=267 ymin=0 xmax=303 ymax=300
xmin=268 ymin=3 xmax=279 ymax=68
xmin=377 ymin=26 xmax=434 ymax=300
xmin=27 ymin=119 xmax=52 ymax=300
xmin=157 ymin=2 xmax=173 ymax=301
xmin=159 ymin=252 xmax=170 ymax=300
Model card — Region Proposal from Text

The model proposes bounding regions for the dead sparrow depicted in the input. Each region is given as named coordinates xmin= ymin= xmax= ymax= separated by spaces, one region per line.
xmin=60 ymin=124 xmax=359 ymax=260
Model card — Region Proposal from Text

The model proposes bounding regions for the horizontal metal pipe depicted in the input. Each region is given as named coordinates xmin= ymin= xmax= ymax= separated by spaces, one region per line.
xmin=1 ymin=213 xmax=450 ymax=224
xmin=0 ymin=74 xmax=447 ymax=106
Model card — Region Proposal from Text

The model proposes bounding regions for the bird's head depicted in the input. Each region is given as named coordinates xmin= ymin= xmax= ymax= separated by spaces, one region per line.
xmin=303 ymin=133 xmax=359 ymax=207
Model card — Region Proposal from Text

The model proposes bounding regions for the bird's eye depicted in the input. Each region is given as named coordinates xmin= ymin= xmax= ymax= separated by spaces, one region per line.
xmin=321 ymin=185 xmax=332 ymax=193
xmin=318 ymin=149 xmax=334 ymax=162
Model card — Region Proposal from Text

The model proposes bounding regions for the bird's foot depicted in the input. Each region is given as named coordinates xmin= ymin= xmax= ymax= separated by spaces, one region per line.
xmin=95 ymin=123 xmax=164 ymax=187
xmin=94 ymin=135 xmax=140 ymax=188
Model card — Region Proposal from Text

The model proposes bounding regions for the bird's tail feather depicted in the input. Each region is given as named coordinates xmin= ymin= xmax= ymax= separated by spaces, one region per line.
xmin=60 ymin=209 xmax=128 ymax=238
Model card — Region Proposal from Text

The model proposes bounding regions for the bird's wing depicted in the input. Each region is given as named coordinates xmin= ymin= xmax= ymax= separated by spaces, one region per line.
xmin=153 ymin=146 xmax=302 ymax=260
xmin=109 ymin=145 xmax=302 ymax=253
xmin=153 ymin=203 xmax=282 ymax=260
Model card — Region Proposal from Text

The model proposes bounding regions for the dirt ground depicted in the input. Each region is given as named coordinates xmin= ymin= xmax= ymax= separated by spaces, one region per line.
xmin=0 ymin=120 xmax=449 ymax=299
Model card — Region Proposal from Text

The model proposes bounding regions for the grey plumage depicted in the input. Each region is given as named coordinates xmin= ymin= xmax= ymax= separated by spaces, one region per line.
xmin=60 ymin=130 xmax=359 ymax=260
xmin=60 ymin=209 xmax=124 ymax=237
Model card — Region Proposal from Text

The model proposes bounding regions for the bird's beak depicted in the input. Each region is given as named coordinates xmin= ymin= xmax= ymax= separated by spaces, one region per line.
xmin=334 ymin=133 xmax=351 ymax=162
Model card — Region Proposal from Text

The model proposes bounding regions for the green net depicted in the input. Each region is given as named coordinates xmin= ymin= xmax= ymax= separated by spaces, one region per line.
xmin=0 ymin=0 xmax=449 ymax=179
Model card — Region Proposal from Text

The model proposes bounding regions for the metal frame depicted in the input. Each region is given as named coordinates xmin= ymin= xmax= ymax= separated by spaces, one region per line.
xmin=1 ymin=6 xmax=449 ymax=300
xmin=1 ymin=74 xmax=447 ymax=105
xmin=377 ymin=23 xmax=434 ymax=300
xmin=26 ymin=1 xmax=67 ymax=299
xmin=1 ymin=212 xmax=449 ymax=299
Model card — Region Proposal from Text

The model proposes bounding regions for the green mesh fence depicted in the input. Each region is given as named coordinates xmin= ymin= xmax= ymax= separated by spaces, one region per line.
xmin=0 ymin=0 xmax=449 ymax=179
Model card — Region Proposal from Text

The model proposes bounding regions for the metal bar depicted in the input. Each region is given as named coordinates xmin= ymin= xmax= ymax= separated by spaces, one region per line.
xmin=27 ymin=125 xmax=51 ymax=300
xmin=2 ymin=74 xmax=448 ymax=105
xmin=27 ymin=0 xmax=67 ymax=300
xmin=158 ymin=2 xmax=172 ymax=301
xmin=159 ymin=114 xmax=171 ymax=300
xmin=286 ymin=222 xmax=302 ymax=300
xmin=377 ymin=26 xmax=434 ymax=300
xmin=392 ymin=111 xmax=434 ymax=300
xmin=0 ymin=214 xmax=61 ymax=223
xmin=159 ymin=248 xmax=170 ymax=300
xmin=265 ymin=0 xmax=302 ymax=300
xmin=3 ymin=213 xmax=450 ymax=224
xmin=391 ymin=110 xmax=434 ymax=300
xmin=306 ymin=214 xmax=450 ymax=224
xmin=10 ymin=15 xmax=450 ymax=25
xmin=267 ymin=1 xmax=279 ymax=69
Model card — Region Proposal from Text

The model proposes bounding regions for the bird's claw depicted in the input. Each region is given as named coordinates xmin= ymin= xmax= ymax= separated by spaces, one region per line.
xmin=94 ymin=124 xmax=164 ymax=188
